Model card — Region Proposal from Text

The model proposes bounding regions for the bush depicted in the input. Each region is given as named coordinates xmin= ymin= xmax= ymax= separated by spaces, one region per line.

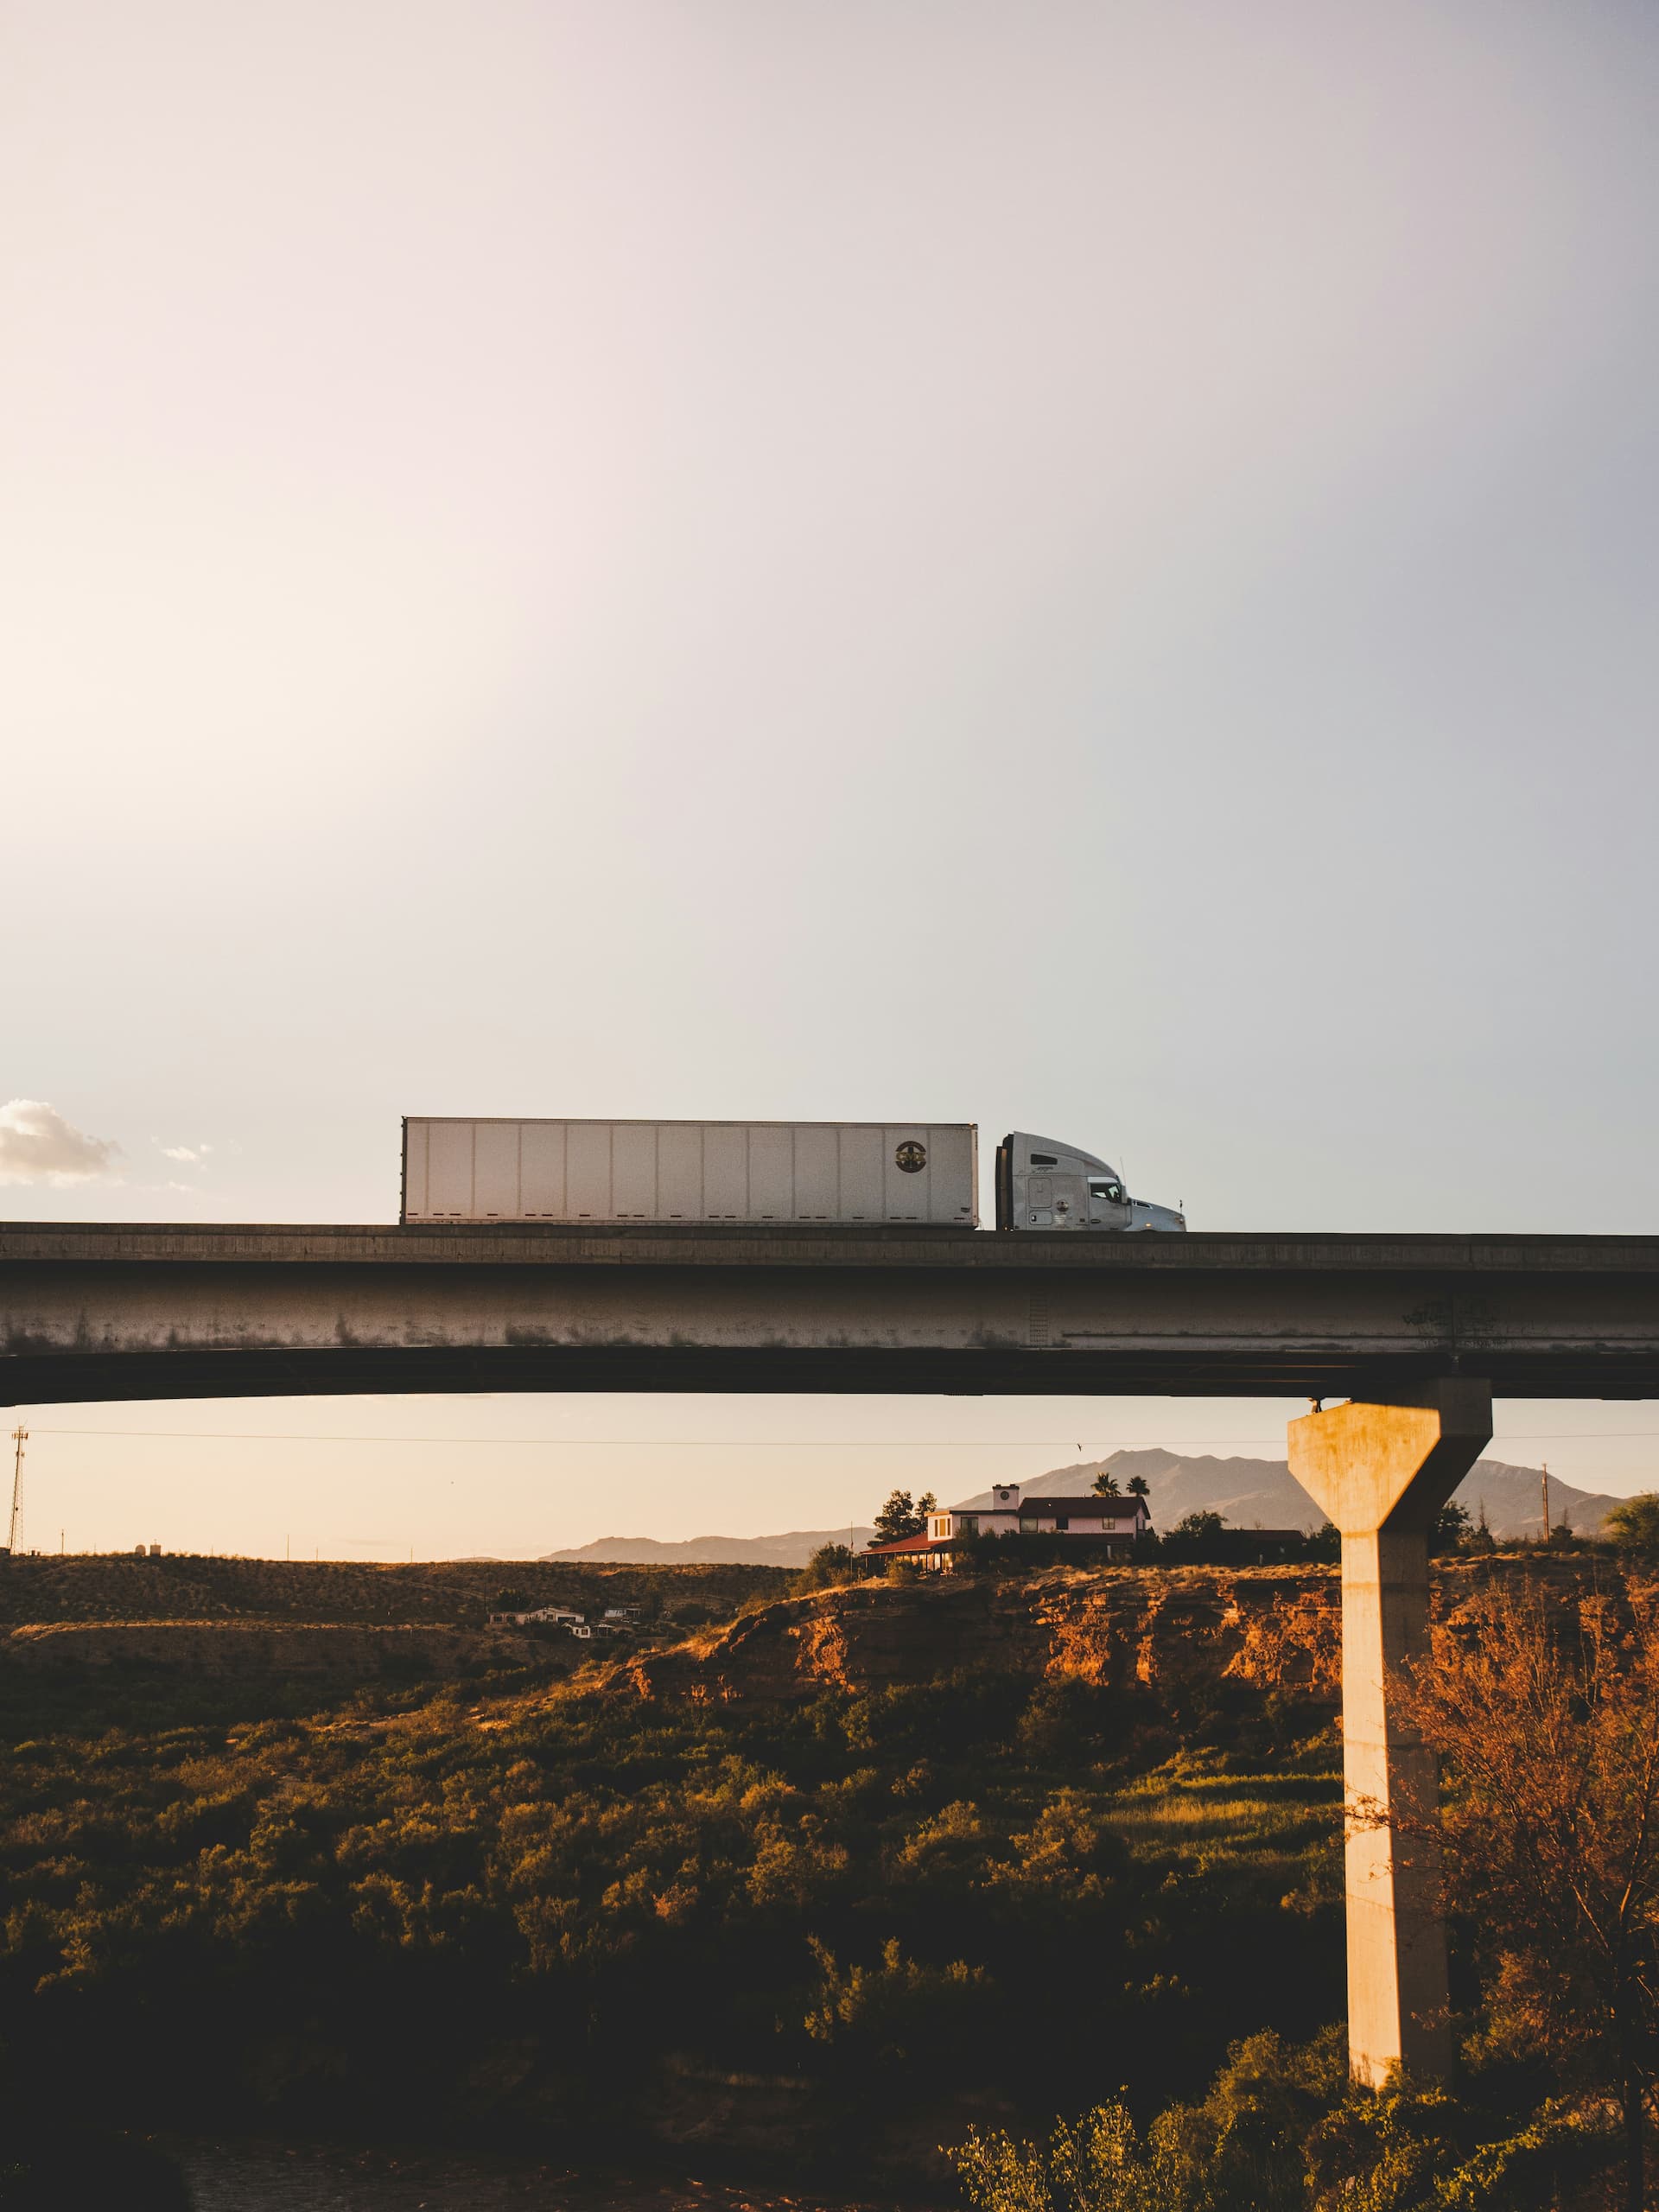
xmin=791 ymin=1543 xmax=864 ymax=1593
xmin=950 ymin=2034 xmax=1610 ymax=2212
xmin=1147 ymin=1517 xmax=1325 ymax=1567
xmin=1603 ymin=1492 xmax=1659 ymax=1553
xmin=804 ymin=1935 xmax=995 ymax=2080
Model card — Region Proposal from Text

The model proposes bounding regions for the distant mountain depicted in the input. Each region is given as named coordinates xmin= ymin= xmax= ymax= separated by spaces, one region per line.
xmin=542 ymin=1527 xmax=877 ymax=1567
xmin=542 ymin=1450 xmax=1637 ymax=1567
xmin=1446 ymin=1460 xmax=1625 ymax=1541
xmin=954 ymin=1450 xmax=1627 ymax=1541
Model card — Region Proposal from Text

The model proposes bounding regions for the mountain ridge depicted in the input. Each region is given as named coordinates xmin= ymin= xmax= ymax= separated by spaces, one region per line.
xmin=954 ymin=1450 xmax=1627 ymax=1539
xmin=542 ymin=1453 xmax=1639 ymax=1567
xmin=543 ymin=1527 xmax=877 ymax=1567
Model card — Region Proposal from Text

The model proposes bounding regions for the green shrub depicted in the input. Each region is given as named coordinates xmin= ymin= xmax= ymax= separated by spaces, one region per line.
xmin=1603 ymin=1492 xmax=1659 ymax=1553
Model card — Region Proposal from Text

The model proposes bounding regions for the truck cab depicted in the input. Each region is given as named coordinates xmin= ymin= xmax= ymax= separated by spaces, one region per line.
xmin=995 ymin=1132 xmax=1185 ymax=1232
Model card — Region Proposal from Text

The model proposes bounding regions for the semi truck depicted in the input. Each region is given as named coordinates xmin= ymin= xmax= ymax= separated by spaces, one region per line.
xmin=401 ymin=1118 xmax=1185 ymax=1234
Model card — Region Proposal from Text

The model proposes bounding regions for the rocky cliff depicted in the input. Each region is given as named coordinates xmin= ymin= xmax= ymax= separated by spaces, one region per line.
xmin=628 ymin=1564 xmax=1344 ymax=1705
xmin=626 ymin=1556 xmax=1633 ymax=1707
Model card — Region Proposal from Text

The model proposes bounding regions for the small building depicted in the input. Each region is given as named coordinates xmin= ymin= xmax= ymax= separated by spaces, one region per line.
xmin=859 ymin=1530 xmax=937 ymax=1565
xmin=864 ymin=1481 xmax=1153 ymax=1572
xmin=487 ymin=1604 xmax=585 ymax=1627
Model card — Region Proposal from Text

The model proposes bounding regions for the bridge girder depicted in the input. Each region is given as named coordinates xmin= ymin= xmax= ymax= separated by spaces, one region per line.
xmin=5 ymin=1221 xmax=1659 ymax=1405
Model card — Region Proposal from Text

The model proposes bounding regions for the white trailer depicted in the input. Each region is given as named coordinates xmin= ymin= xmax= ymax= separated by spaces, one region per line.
xmin=401 ymin=1117 xmax=979 ymax=1227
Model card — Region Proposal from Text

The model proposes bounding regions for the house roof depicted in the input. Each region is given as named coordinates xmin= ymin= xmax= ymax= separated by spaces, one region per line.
xmin=861 ymin=1531 xmax=938 ymax=1555
xmin=1015 ymin=1496 xmax=1149 ymax=1514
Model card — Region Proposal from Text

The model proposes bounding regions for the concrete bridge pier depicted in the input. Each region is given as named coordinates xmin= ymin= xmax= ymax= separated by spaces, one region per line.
xmin=1287 ymin=1379 xmax=1493 ymax=2087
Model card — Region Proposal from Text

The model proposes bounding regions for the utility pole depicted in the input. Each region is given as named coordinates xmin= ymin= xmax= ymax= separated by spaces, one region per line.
xmin=8 ymin=1427 xmax=26 ymax=1554
xmin=1541 ymin=1459 xmax=1551 ymax=1544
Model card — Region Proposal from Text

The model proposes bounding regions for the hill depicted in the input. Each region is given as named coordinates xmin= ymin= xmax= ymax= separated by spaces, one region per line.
xmin=0 ymin=1548 xmax=1633 ymax=2196
xmin=0 ymin=1554 xmax=1354 ymax=2185
xmin=0 ymin=1553 xmax=792 ymax=1629
xmin=626 ymin=1553 xmax=1625 ymax=1707
xmin=542 ymin=1527 xmax=876 ymax=1567
xmin=953 ymin=1448 xmax=1627 ymax=1539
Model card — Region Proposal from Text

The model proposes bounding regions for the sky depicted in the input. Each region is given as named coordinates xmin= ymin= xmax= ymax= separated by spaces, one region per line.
xmin=4 ymin=1 xmax=1657 ymax=1556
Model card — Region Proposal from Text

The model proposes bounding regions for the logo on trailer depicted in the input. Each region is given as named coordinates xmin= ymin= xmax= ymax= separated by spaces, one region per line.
xmin=893 ymin=1141 xmax=927 ymax=1173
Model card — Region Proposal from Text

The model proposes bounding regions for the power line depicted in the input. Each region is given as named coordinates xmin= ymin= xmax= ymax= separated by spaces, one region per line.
xmin=22 ymin=1425 xmax=1659 ymax=1447
xmin=27 ymin=1427 xmax=1281 ymax=1446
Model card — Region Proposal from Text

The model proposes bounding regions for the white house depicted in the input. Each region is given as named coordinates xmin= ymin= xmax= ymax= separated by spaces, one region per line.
xmin=925 ymin=1482 xmax=1022 ymax=1542
xmin=866 ymin=1480 xmax=1153 ymax=1571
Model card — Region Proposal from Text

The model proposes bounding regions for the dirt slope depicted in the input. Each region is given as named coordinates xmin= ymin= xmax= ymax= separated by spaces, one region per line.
xmin=627 ymin=1555 xmax=1633 ymax=1706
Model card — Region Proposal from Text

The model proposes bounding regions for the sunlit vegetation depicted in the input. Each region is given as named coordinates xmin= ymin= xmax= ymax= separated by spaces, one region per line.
xmin=5 ymin=1555 xmax=1644 ymax=2201
xmin=0 ymin=1588 xmax=1342 ymax=2184
xmin=0 ymin=1552 xmax=791 ymax=1630
xmin=946 ymin=1572 xmax=1659 ymax=2212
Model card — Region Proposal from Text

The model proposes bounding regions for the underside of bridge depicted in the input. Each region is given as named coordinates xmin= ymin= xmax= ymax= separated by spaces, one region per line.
xmin=5 ymin=1221 xmax=1659 ymax=1405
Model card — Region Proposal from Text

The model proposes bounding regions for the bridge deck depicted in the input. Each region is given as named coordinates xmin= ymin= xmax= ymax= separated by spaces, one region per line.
xmin=5 ymin=1222 xmax=1659 ymax=1403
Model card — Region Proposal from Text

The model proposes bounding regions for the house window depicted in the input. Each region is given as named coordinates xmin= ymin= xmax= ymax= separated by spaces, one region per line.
xmin=1054 ymin=1515 xmax=1069 ymax=1530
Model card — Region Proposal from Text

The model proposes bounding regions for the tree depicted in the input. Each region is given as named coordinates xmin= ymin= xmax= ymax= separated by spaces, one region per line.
xmin=1092 ymin=1470 xmax=1122 ymax=1498
xmin=795 ymin=1542 xmax=860 ymax=1592
xmin=1171 ymin=1510 xmax=1224 ymax=1541
xmin=1431 ymin=1499 xmax=1471 ymax=1554
xmin=1465 ymin=1499 xmax=1497 ymax=1556
xmin=1401 ymin=1581 xmax=1659 ymax=2212
xmin=1124 ymin=1475 xmax=1150 ymax=1499
xmin=1605 ymin=1494 xmax=1659 ymax=1554
xmin=873 ymin=1490 xmax=925 ymax=1544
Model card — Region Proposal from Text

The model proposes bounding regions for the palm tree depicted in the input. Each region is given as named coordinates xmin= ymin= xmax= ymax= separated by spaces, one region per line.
xmin=1125 ymin=1475 xmax=1149 ymax=1498
xmin=1092 ymin=1469 xmax=1122 ymax=1498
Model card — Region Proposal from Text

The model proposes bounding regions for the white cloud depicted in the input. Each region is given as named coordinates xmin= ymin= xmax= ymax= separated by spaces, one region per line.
xmin=0 ymin=1099 xmax=122 ymax=1185
xmin=159 ymin=1142 xmax=211 ymax=1164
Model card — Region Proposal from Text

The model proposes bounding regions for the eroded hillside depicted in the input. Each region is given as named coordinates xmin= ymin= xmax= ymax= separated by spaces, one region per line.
xmin=627 ymin=1555 xmax=1630 ymax=1706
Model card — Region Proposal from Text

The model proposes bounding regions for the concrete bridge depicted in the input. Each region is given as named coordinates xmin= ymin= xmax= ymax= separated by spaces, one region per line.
xmin=7 ymin=1215 xmax=1658 ymax=2093
xmin=3 ymin=1220 xmax=1658 ymax=1407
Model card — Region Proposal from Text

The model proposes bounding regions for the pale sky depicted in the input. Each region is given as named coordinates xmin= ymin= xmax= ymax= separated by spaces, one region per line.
xmin=4 ymin=3 xmax=1657 ymax=1556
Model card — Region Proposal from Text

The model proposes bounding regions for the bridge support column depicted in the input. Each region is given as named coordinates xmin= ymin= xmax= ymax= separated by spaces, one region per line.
xmin=1287 ymin=1380 xmax=1491 ymax=2087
